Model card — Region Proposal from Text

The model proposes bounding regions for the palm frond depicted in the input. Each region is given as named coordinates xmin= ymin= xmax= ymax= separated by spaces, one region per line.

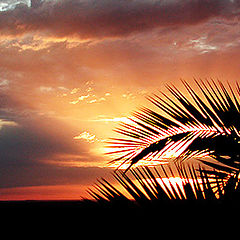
xmin=89 ymin=164 xmax=240 ymax=203
xmin=107 ymin=80 xmax=240 ymax=172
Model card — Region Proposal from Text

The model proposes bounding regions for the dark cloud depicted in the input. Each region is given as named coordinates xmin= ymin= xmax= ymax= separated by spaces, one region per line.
xmin=0 ymin=164 xmax=110 ymax=188
xmin=0 ymin=119 xmax=75 ymax=166
xmin=0 ymin=0 xmax=239 ymax=39
xmin=0 ymin=94 xmax=107 ymax=188
xmin=0 ymin=115 xmax=108 ymax=188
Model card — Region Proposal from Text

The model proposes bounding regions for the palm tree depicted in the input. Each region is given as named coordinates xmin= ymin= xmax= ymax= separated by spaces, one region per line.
xmin=89 ymin=163 xmax=240 ymax=203
xmin=88 ymin=79 xmax=240 ymax=206
xmin=107 ymin=79 xmax=240 ymax=174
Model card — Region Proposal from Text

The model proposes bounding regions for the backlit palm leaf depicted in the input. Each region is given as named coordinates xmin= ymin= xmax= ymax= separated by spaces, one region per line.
xmin=107 ymin=80 xmax=240 ymax=172
xmin=89 ymin=163 xmax=240 ymax=202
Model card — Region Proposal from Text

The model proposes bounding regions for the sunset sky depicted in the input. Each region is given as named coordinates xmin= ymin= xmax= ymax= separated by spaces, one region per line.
xmin=1 ymin=0 xmax=240 ymax=200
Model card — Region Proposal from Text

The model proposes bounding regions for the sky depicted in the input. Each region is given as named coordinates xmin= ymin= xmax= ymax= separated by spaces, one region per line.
xmin=1 ymin=0 xmax=240 ymax=200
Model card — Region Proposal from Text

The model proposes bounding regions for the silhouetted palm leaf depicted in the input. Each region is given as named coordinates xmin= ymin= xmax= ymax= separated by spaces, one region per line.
xmin=107 ymin=80 xmax=240 ymax=173
xmin=89 ymin=164 xmax=240 ymax=203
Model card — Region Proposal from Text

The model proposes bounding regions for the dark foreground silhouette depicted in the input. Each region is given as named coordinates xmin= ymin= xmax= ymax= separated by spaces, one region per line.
xmin=1 ymin=198 xmax=238 ymax=222
xmin=2 ymin=199 xmax=238 ymax=238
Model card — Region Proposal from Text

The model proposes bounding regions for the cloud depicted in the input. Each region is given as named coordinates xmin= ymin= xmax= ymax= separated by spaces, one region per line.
xmin=70 ymin=88 xmax=80 ymax=94
xmin=0 ymin=164 xmax=111 ymax=188
xmin=69 ymin=94 xmax=90 ymax=104
xmin=0 ymin=0 xmax=239 ymax=40
xmin=0 ymin=119 xmax=18 ymax=129
xmin=39 ymin=86 xmax=54 ymax=92
xmin=0 ymin=79 xmax=9 ymax=87
xmin=73 ymin=131 xmax=102 ymax=143
xmin=87 ymin=97 xmax=106 ymax=104
xmin=91 ymin=116 xmax=133 ymax=125
xmin=0 ymin=115 xmax=109 ymax=188
xmin=0 ymin=94 xmax=109 ymax=188
xmin=0 ymin=0 xmax=31 ymax=12
xmin=0 ymin=117 xmax=79 ymax=167
xmin=68 ymin=84 xmax=108 ymax=105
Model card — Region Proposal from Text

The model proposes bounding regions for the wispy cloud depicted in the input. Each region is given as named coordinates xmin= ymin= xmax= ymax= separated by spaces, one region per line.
xmin=0 ymin=119 xmax=18 ymax=129
xmin=70 ymin=88 xmax=79 ymax=94
xmin=122 ymin=92 xmax=135 ymax=100
xmin=91 ymin=116 xmax=133 ymax=125
xmin=39 ymin=86 xmax=54 ymax=93
xmin=87 ymin=97 xmax=106 ymax=104
xmin=69 ymin=94 xmax=90 ymax=104
xmin=0 ymin=0 xmax=30 ymax=12
xmin=69 ymin=85 xmax=110 ymax=105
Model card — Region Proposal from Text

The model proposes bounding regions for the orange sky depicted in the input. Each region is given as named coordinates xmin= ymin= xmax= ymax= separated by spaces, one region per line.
xmin=1 ymin=0 xmax=240 ymax=200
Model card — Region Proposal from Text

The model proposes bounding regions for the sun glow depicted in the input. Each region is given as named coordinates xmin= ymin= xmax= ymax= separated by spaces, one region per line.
xmin=105 ymin=175 xmax=209 ymax=201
